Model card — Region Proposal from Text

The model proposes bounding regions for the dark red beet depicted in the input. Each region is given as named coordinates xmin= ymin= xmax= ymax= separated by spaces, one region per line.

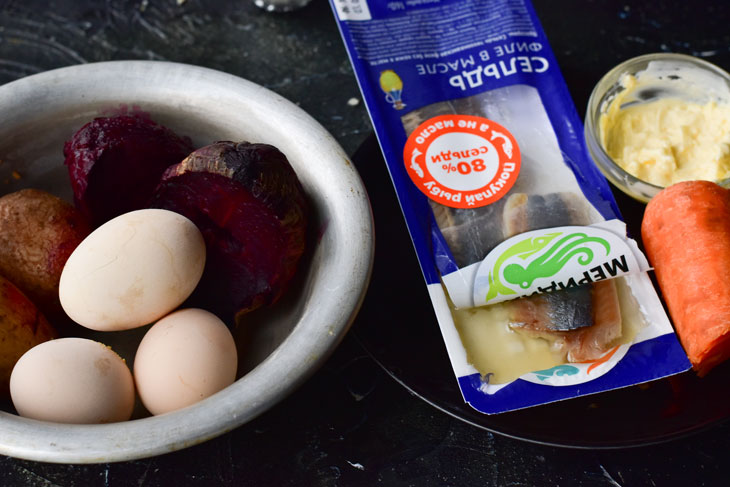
xmin=150 ymin=141 xmax=308 ymax=325
xmin=63 ymin=115 xmax=194 ymax=227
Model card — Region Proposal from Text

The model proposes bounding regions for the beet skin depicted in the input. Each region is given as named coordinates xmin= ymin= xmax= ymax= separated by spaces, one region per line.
xmin=150 ymin=141 xmax=308 ymax=326
xmin=63 ymin=115 xmax=194 ymax=227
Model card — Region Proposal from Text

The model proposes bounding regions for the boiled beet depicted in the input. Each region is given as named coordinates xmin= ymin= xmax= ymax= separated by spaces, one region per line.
xmin=63 ymin=115 xmax=194 ymax=227
xmin=150 ymin=141 xmax=308 ymax=325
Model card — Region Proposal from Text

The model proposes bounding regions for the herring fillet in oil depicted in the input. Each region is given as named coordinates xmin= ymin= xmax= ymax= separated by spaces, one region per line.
xmin=401 ymin=88 xmax=624 ymax=361
xmin=331 ymin=0 xmax=691 ymax=412
xmin=510 ymin=279 xmax=623 ymax=362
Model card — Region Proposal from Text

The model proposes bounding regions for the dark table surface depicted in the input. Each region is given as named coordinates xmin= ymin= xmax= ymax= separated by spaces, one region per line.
xmin=2 ymin=0 xmax=730 ymax=485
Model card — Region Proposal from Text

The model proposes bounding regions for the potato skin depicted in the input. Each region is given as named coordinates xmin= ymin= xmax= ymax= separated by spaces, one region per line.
xmin=0 ymin=274 xmax=56 ymax=396
xmin=0 ymin=189 xmax=90 ymax=321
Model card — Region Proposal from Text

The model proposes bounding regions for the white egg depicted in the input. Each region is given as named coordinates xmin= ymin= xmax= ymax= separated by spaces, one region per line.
xmin=59 ymin=209 xmax=206 ymax=331
xmin=10 ymin=338 xmax=135 ymax=424
xmin=134 ymin=308 xmax=237 ymax=415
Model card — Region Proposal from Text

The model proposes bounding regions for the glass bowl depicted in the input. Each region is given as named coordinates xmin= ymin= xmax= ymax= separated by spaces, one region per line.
xmin=584 ymin=53 xmax=730 ymax=203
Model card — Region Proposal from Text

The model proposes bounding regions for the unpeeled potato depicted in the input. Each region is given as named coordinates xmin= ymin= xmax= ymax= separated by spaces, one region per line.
xmin=0 ymin=274 xmax=56 ymax=396
xmin=0 ymin=189 xmax=90 ymax=322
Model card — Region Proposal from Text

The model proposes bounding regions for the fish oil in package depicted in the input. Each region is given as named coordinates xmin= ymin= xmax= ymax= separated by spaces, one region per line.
xmin=330 ymin=0 xmax=690 ymax=413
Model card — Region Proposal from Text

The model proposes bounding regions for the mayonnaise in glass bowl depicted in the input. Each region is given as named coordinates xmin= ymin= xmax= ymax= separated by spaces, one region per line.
xmin=584 ymin=53 xmax=730 ymax=203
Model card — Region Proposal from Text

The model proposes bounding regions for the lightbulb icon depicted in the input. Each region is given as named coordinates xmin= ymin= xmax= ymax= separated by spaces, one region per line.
xmin=379 ymin=70 xmax=406 ymax=110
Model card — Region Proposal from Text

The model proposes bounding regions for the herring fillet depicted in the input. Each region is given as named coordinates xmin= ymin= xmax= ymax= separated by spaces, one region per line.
xmin=430 ymin=200 xmax=505 ymax=268
xmin=400 ymin=91 xmax=623 ymax=359
xmin=510 ymin=285 xmax=594 ymax=333
xmin=501 ymin=193 xmax=624 ymax=358
xmin=433 ymin=191 xmax=592 ymax=268
xmin=510 ymin=279 xmax=623 ymax=362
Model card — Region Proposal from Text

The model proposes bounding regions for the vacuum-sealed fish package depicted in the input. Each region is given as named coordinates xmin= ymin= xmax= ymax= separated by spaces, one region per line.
xmin=330 ymin=0 xmax=691 ymax=413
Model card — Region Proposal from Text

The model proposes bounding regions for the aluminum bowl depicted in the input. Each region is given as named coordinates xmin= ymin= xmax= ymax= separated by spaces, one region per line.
xmin=0 ymin=61 xmax=374 ymax=463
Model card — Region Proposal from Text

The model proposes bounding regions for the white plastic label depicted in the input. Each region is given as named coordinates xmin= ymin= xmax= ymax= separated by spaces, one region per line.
xmin=472 ymin=219 xmax=650 ymax=306
xmin=333 ymin=0 xmax=372 ymax=21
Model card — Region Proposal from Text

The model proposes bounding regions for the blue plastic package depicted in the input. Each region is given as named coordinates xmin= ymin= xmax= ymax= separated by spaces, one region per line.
xmin=330 ymin=0 xmax=690 ymax=413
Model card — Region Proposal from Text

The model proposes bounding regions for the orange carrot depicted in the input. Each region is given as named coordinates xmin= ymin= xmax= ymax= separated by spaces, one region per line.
xmin=642 ymin=180 xmax=730 ymax=376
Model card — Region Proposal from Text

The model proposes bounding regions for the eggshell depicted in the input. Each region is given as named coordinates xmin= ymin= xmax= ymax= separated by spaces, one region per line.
xmin=59 ymin=209 xmax=206 ymax=331
xmin=9 ymin=338 xmax=135 ymax=424
xmin=134 ymin=308 xmax=237 ymax=415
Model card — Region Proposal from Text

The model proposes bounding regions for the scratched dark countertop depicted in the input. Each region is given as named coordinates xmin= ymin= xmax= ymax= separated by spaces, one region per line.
xmin=1 ymin=0 xmax=730 ymax=485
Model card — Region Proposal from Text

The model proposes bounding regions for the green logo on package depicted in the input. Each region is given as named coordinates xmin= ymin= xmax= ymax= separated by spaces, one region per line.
xmin=473 ymin=224 xmax=638 ymax=306
xmin=487 ymin=231 xmax=610 ymax=300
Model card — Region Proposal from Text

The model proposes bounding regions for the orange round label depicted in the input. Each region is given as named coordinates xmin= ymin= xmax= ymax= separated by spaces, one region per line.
xmin=402 ymin=115 xmax=521 ymax=208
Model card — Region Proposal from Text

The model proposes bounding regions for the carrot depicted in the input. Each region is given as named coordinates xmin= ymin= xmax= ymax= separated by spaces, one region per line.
xmin=642 ymin=180 xmax=730 ymax=376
